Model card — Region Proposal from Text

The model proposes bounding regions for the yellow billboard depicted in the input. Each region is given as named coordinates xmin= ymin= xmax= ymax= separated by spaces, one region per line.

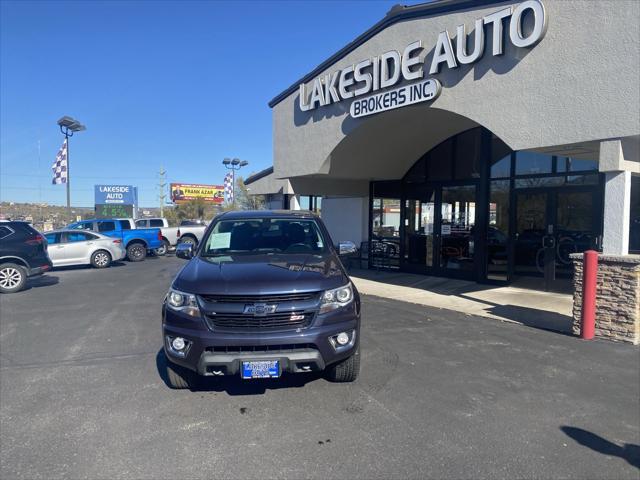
xmin=170 ymin=183 xmax=224 ymax=204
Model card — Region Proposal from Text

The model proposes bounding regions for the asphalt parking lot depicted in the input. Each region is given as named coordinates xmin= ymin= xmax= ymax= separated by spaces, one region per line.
xmin=1 ymin=256 xmax=638 ymax=479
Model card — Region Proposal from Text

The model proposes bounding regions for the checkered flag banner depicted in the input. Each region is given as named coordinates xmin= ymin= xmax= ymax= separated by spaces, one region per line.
xmin=51 ymin=139 xmax=68 ymax=184
xmin=224 ymin=173 xmax=233 ymax=203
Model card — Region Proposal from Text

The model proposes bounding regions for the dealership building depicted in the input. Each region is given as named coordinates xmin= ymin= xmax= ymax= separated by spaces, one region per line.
xmin=246 ymin=0 xmax=640 ymax=294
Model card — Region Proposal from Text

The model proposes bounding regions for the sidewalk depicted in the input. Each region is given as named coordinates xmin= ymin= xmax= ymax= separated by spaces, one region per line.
xmin=349 ymin=269 xmax=574 ymax=333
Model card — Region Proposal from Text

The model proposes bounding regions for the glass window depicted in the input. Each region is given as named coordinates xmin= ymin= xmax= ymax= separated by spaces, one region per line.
xmin=201 ymin=218 xmax=327 ymax=255
xmin=427 ymin=138 xmax=453 ymax=181
xmin=135 ymin=220 xmax=146 ymax=227
xmin=454 ymin=128 xmax=481 ymax=179
xmin=149 ymin=219 xmax=164 ymax=228
xmin=515 ymin=177 xmax=565 ymax=189
xmin=440 ymin=185 xmax=476 ymax=271
xmin=298 ymin=196 xmax=311 ymax=211
xmin=119 ymin=220 xmax=132 ymax=230
xmin=515 ymin=151 xmax=552 ymax=175
xmin=491 ymin=134 xmax=512 ymax=178
xmin=44 ymin=233 xmax=59 ymax=244
xmin=66 ymin=232 xmax=91 ymax=243
xmin=97 ymin=221 xmax=116 ymax=232
xmin=488 ymin=180 xmax=510 ymax=280
xmin=630 ymin=175 xmax=640 ymax=254
xmin=69 ymin=222 xmax=94 ymax=230
xmin=372 ymin=198 xmax=401 ymax=239
xmin=557 ymin=157 xmax=598 ymax=172
xmin=404 ymin=155 xmax=427 ymax=183
xmin=566 ymin=174 xmax=599 ymax=186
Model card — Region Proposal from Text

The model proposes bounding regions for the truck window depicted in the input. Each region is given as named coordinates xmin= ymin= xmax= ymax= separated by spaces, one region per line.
xmin=150 ymin=219 xmax=164 ymax=228
xmin=135 ymin=220 xmax=146 ymax=228
xmin=119 ymin=220 xmax=132 ymax=230
xmin=97 ymin=221 xmax=116 ymax=232
xmin=202 ymin=218 xmax=327 ymax=255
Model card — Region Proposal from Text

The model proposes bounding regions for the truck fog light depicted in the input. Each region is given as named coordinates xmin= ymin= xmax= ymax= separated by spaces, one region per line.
xmin=172 ymin=337 xmax=186 ymax=351
xmin=336 ymin=332 xmax=350 ymax=345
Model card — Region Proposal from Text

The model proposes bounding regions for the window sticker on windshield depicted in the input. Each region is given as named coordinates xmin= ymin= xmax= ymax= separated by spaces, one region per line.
xmin=209 ymin=232 xmax=231 ymax=249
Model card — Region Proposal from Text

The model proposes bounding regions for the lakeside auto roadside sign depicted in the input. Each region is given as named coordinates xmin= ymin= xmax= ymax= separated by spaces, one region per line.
xmin=95 ymin=185 xmax=136 ymax=204
xmin=94 ymin=184 xmax=138 ymax=218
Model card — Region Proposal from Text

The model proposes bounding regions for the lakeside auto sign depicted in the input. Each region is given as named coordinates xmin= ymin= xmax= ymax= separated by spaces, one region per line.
xmin=94 ymin=185 xmax=136 ymax=204
xmin=171 ymin=183 xmax=224 ymax=204
xmin=299 ymin=0 xmax=547 ymax=118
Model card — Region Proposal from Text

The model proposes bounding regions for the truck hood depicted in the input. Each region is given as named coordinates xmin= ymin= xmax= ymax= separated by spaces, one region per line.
xmin=172 ymin=253 xmax=349 ymax=295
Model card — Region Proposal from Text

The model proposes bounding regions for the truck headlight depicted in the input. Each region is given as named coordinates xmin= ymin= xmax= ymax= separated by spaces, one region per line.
xmin=320 ymin=283 xmax=353 ymax=314
xmin=166 ymin=288 xmax=201 ymax=317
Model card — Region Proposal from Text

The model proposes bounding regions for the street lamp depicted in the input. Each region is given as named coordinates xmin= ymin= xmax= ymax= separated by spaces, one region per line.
xmin=222 ymin=157 xmax=248 ymax=207
xmin=57 ymin=116 xmax=86 ymax=215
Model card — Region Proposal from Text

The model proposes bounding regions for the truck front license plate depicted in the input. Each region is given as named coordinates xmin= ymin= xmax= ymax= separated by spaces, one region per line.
xmin=242 ymin=360 xmax=280 ymax=379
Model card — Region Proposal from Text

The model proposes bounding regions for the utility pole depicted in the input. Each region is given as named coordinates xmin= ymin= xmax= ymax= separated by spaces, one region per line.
xmin=158 ymin=166 xmax=167 ymax=217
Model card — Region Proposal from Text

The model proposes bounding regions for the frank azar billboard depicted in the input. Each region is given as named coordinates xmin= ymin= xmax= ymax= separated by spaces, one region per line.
xmin=171 ymin=183 xmax=224 ymax=204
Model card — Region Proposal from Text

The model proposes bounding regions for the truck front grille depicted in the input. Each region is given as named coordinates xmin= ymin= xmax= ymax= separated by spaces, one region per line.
xmin=204 ymin=311 xmax=312 ymax=331
xmin=200 ymin=292 xmax=319 ymax=304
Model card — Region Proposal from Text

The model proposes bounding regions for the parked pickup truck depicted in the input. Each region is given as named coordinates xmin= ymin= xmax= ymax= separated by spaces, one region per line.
xmin=66 ymin=219 xmax=163 ymax=262
xmin=134 ymin=218 xmax=207 ymax=255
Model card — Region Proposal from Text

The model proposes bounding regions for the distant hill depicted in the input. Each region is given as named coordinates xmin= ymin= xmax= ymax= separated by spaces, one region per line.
xmin=0 ymin=202 xmax=163 ymax=231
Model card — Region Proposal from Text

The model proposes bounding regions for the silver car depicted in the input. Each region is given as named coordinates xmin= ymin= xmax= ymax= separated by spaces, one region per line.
xmin=43 ymin=230 xmax=127 ymax=268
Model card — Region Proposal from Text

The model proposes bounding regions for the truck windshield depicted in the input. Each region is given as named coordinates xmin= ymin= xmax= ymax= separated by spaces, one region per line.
xmin=201 ymin=218 xmax=327 ymax=256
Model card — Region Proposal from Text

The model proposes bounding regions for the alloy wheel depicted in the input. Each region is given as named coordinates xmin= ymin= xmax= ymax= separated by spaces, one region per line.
xmin=95 ymin=252 xmax=109 ymax=267
xmin=0 ymin=268 xmax=22 ymax=289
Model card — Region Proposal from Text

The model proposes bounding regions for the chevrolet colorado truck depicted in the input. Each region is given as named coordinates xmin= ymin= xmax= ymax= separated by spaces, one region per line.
xmin=162 ymin=210 xmax=360 ymax=389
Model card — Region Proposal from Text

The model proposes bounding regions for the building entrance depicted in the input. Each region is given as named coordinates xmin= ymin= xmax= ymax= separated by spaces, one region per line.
xmin=370 ymin=127 xmax=603 ymax=290
xmin=513 ymin=187 xmax=600 ymax=291
xmin=402 ymin=183 xmax=477 ymax=279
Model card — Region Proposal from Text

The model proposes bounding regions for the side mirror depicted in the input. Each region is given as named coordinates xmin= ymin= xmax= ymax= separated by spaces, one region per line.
xmin=176 ymin=243 xmax=194 ymax=260
xmin=337 ymin=241 xmax=357 ymax=255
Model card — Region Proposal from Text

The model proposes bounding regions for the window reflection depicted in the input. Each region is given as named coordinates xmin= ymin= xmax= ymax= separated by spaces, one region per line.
xmin=488 ymin=180 xmax=509 ymax=280
xmin=440 ymin=185 xmax=476 ymax=270
xmin=515 ymin=151 xmax=552 ymax=175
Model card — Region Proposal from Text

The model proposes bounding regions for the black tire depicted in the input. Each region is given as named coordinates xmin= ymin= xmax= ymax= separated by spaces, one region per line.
xmin=325 ymin=347 xmax=360 ymax=383
xmin=179 ymin=235 xmax=197 ymax=247
xmin=166 ymin=361 xmax=197 ymax=389
xmin=90 ymin=250 xmax=112 ymax=269
xmin=155 ymin=239 xmax=170 ymax=256
xmin=0 ymin=263 xmax=27 ymax=294
xmin=126 ymin=243 xmax=147 ymax=262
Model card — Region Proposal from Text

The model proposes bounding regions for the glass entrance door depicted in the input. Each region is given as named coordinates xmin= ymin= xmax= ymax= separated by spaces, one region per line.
xmin=401 ymin=183 xmax=477 ymax=278
xmin=403 ymin=190 xmax=436 ymax=269
xmin=439 ymin=185 xmax=476 ymax=272
xmin=514 ymin=188 xmax=599 ymax=290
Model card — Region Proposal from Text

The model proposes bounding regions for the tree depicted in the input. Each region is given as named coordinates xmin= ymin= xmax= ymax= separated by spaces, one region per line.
xmin=233 ymin=176 xmax=265 ymax=210
xmin=163 ymin=199 xmax=220 ymax=226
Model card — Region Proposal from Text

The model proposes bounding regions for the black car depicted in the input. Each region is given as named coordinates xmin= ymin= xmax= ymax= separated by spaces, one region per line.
xmin=162 ymin=210 xmax=361 ymax=389
xmin=0 ymin=221 xmax=53 ymax=293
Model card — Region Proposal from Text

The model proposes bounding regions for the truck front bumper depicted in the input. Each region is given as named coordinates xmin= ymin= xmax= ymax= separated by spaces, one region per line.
xmin=162 ymin=306 xmax=359 ymax=376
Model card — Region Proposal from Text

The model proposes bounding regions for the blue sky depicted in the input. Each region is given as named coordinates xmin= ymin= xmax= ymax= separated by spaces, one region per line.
xmin=1 ymin=0 xmax=407 ymax=207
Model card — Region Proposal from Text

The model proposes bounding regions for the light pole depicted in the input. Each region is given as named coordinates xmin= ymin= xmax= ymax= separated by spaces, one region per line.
xmin=56 ymin=116 xmax=86 ymax=216
xmin=222 ymin=158 xmax=248 ymax=207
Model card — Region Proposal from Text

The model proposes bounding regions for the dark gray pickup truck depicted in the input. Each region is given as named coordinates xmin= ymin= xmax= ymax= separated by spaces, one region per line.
xmin=161 ymin=210 xmax=360 ymax=389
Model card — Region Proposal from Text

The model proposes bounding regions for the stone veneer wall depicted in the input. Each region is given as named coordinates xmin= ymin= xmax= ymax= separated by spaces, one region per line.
xmin=571 ymin=254 xmax=640 ymax=345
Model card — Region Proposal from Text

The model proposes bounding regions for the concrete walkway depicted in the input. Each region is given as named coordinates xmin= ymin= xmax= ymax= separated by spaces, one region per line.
xmin=349 ymin=269 xmax=574 ymax=333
